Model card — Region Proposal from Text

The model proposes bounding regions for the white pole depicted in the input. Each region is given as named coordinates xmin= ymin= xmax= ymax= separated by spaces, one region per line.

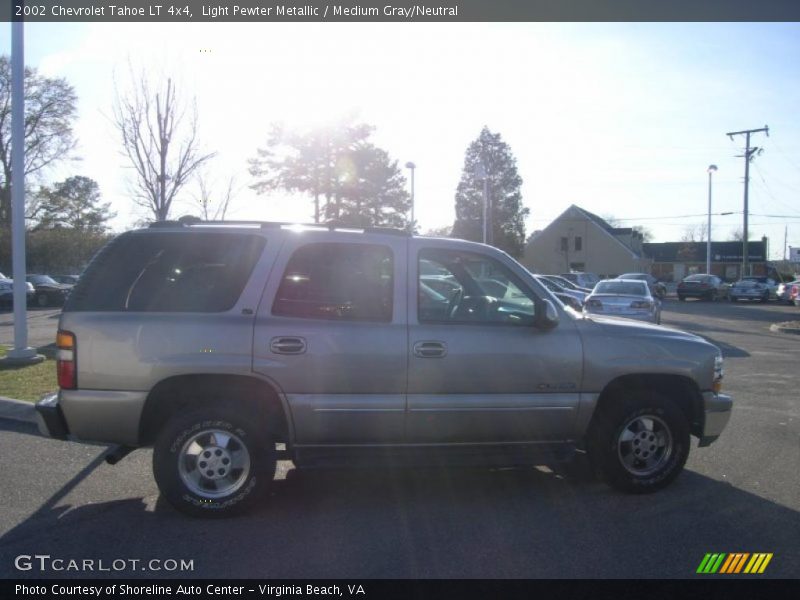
xmin=706 ymin=165 xmax=717 ymax=275
xmin=7 ymin=19 xmax=38 ymax=363
xmin=405 ymin=162 xmax=415 ymax=233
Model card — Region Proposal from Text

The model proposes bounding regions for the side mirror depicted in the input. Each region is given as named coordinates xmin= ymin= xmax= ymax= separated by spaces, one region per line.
xmin=535 ymin=299 xmax=560 ymax=329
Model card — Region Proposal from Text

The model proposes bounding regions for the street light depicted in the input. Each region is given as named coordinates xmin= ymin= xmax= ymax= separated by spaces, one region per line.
xmin=405 ymin=161 xmax=415 ymax=233
xmin=474 ymin=163 xmax=490 ymax=244
xmin=706 ymin=164 xmax=718 ymax=274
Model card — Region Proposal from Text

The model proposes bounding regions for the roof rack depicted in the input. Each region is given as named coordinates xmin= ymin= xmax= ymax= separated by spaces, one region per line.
xmin=147 ymin=219 xmax=411 ymax=236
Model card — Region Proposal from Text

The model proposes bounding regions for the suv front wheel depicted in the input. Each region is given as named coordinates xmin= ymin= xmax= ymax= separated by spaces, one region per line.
xmin=588 ymin=392 xmax=689 ymax=494
xmin=153 ymin=407 xmax=276 ymax=517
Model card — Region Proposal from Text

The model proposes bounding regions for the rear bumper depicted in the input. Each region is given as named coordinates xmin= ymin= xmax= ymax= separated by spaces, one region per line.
xmin=35 ymin=392 xmax=70 ymax=440
xmin=35 ymin=389 xmax=147 ymax=445
xmin=583 ymin=309 xmax=656 ymax=323
xmin=699 ymin=391 xmax=733 ymax=447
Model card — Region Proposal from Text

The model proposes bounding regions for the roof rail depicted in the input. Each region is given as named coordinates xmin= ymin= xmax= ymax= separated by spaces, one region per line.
xmin=148 ymin=220 xmax=184 ymax=228
xmin=147 ymin=219 xmax=412 ymax=236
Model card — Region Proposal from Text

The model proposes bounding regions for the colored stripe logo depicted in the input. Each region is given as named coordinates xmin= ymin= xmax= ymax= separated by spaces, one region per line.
xmin=697 ymin=553 xmax=773 ymax=574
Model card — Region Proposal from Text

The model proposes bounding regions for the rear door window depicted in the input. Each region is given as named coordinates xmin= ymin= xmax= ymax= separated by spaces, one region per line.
xmin=272 ymin=243 xmax=393 ymax=322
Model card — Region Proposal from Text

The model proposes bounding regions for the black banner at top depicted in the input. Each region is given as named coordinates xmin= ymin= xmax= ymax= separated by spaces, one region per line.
xmin=5 ymin=0 xmax=800 ymax=23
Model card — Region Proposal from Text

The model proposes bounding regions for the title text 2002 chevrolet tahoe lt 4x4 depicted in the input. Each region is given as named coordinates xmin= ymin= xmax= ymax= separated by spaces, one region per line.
xmin=36 ymin=221 xmax=732 ymax=517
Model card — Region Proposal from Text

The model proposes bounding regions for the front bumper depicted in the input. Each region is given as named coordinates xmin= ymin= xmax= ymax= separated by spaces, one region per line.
xmin=698 ymin=391 xmax=733 ymax=447
xmin=35 ymin=392 xmax=70 ymax=440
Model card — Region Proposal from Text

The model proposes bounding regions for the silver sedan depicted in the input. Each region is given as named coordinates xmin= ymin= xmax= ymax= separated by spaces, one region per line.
xmin=583 ymin=279 xmax=662 ymax=324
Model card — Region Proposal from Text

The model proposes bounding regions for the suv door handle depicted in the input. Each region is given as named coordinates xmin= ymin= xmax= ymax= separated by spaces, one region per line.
xmin=413 ymin=341 xmax=447 ymax=358
xmin=270 ymin=337 xmax=307 ymax=355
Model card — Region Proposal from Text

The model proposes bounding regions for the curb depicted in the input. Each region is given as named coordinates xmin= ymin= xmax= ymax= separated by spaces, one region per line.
xmin=0 ymin=395 xmax=37 ymax=423
xmin=770 ymin=323 xmax=800 ymax=336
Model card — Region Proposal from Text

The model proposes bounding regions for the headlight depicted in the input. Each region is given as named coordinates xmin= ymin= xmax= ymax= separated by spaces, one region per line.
xmin=713 ymin=354 xmax=724 ymax=393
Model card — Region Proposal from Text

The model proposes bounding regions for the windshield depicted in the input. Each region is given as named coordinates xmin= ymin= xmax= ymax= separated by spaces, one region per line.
xmin=28 ymin=275 xmax=58 ymax=285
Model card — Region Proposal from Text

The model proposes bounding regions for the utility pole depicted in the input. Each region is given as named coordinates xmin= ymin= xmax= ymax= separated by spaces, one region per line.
xmin=726 ymin=125 xmax=769 ymax=277
xmin=784 ymin=225 xmax=788 ymax=262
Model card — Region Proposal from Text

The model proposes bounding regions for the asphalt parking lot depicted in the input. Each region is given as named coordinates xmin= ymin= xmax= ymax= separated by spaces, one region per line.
xmin=0 ymin=300 xmax=798 ymax=579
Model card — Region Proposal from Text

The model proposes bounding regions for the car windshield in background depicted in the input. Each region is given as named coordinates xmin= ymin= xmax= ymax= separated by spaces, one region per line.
xmin=594 ymin=281 xmax=648 ymax=296
xmin=684 ymin=275 xmax=711 ymax=283
xmin=28 ymin=275 xmax=58 ymax=285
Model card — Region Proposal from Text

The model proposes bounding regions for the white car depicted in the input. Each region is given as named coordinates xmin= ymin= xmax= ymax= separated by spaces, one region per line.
xmin=583 ymin=279 xmax=662 ymax=324
xmin=730 ymin=277 xmax=775 ymax=303
xmin=777 ymin=279 xmax=800 ymax=304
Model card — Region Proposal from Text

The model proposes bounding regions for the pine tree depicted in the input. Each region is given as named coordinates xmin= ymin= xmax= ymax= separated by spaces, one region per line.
xmin=30 ymin=176 xmax=115 ymax=233
xmin=452 ymin=126 xmax=528 ymax=257
xmin=337 ymin=143 xmax=410 ymax=229
xmin=249 ymin=119 xmax=409 ymax=228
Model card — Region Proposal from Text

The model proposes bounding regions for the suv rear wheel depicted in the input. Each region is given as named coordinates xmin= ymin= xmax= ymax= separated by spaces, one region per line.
xmin=588 ymin=392 xmax=689 ymax=494
xmin=153 ymin=407 xmax=276 ymax=517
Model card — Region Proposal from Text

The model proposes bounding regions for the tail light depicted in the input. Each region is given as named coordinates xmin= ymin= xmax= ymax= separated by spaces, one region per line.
xmin=791 ymin=285 xmax=799 ymax=300
xmin=586 ymin=299 xmax=603 ymax=309
xmin=630 ymin=300 xmax=652 ymax=309
xmin=56 ymin=329 xmax=77 ymax=389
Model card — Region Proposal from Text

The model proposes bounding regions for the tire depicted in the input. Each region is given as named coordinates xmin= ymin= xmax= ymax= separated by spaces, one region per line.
xmin=587 ymin=392 xmax=690 ymax=494
xmin=37 ymin=293 xmax=48 ymax=307
xmin=759 ymin=293 xmax=768 ymax=304
xmin=709 ymin=290 xmax=718 ymax=302
xmin=678 ymin=295 xmax=686 ymax=302
xmin=153 ymin=406 xmax=276 ymax=517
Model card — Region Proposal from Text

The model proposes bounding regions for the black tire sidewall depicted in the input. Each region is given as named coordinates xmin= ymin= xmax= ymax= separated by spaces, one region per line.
xmin=153 ymin=408 xmax=275 ymax=517
xmin=589 ymin=393 xmax=690 ymax=494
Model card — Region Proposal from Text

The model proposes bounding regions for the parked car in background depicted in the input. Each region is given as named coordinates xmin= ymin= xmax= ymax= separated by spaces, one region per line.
xmin=776 ymin=279 xmax=800 ymax=304
xmin=540 ymin=274 xmax=592 ymax=294
xmin=51 ymin=274 xmax=80 ymax=285
xmin=735 ymin=276 xmax=778 ymax=301
xmin=559 ymin=271 xmax=600 ymax=290
xmin=583 ymin=279 xmax=661 ymax=324
xmin=553 ymin=292 xmax=583 ymax=311
xmin=616 ymin=273 xmax=667 ymax=300
xmin=25 ymin=274 xmax=73 ymax=307
xmin=729 ymin=278 xmax=772 ymax=303
xmin=0 ymin=277 xmax=35 ymax=308
xmin=534 ymin=275 xmax=586 ymax=308
xmin=790 ymin=284 xmax=800 ymax=307
xmin=677 ymin=274 xmax=729 ymax=302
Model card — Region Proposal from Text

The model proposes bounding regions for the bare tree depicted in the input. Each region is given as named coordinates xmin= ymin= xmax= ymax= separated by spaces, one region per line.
xmin=192 ymin=172 xmax=238 ymax=221
xmin=728 ymin=227 xmax=751 ymax=242
xmin=681 ymin=223 xmax=707 ymax=242
xmin=0 ymin=55 xmax=78 ymax=231
xmin=112 ymin=68 xmax=215 ymax=221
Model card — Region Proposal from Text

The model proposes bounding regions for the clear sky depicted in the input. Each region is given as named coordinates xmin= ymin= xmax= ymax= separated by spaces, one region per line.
xmin=4 ymin=21 xmax=800 ymax=259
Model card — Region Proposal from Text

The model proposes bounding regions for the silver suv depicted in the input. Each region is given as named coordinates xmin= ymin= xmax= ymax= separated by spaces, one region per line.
xmin=36 ymin=221 xmax=732 ymax=516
